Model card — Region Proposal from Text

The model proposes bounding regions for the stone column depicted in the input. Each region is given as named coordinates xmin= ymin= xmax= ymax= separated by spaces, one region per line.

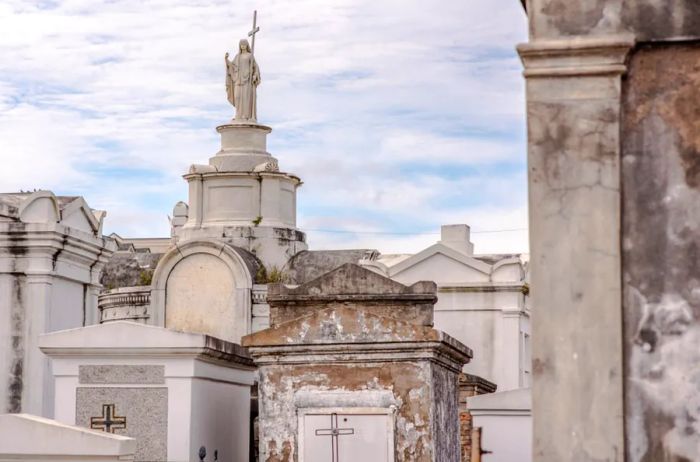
xmin=184 ymin=172 xmax=204 ymax=230
xmin=84 ymin=283 xmax=101 ymax=326
xmin=499 ymin=309 xmax=524 ymax=389
xmin=22 ymin=274 xmax=53 ymax=417
xmin=517 ymin=36 xmax=633 ymax=461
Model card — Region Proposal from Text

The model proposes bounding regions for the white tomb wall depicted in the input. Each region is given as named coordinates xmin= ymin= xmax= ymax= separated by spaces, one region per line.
xmin=0 ymin=193 xmax=114 ymax=417
xmin=260 ymin=176 xmax=282 ymax=225
xmin=371 ymin=234 xmax=530 ymax=391
xmin=431 ymin=308 xmax=497 ymax=382
xmin=392 ymin=253 xmax=491 ymax=284
xmin=190 ymin=377 xmax=251 ymax=462
xmin=468 ymin=388 xmax=532 ymax=462
xmin=204 ymin=178 xmax=259 ymax=223
xmin=49 ymin=278 xmax=86 ymax=332
xmin=41 ymin=322 xmax=255 ymax=462
xmin=18 ymin=196 xmax=59 ymax=223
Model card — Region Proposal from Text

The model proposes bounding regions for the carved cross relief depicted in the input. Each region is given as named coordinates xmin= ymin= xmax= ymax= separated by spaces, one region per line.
xmin=90 ymin=403 xmax=127 ymax=434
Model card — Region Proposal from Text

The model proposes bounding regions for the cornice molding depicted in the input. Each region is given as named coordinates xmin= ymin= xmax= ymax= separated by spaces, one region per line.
xmin=517 ymin=35 xmax=635 ymax=77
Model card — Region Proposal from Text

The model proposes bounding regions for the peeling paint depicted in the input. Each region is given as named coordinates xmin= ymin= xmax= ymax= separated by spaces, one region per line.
xmin=257 ymin=363 xmax=439 ymax=462
xmin=244 ymin=264 xmax=469 ymax=461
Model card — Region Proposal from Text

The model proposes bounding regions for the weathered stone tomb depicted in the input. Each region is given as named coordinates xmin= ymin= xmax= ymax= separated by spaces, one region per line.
xmin=243 ymin=263 xmax=472 ymax=461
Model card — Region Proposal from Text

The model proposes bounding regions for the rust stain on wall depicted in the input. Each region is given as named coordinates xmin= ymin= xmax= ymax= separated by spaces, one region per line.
xmin=622 ymin=42 xmax=700 ymax=462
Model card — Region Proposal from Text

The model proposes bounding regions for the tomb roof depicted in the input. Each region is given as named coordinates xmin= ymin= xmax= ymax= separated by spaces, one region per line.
xmin=39 ymin=321 xmax=254 ymax=367
xmin=284 ymin=249 xmax=377 ymax=284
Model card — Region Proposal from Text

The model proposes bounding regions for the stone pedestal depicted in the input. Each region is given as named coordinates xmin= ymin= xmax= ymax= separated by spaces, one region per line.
xmin=243 ymin=264 xmax=473 ymax=462
xmin=175 ymin=121 xmax=307 ymax=270
xmin=210 ymin=122 xmax=274 ymax=171
xmin=39 ymin=322 xmax=255 ymax=462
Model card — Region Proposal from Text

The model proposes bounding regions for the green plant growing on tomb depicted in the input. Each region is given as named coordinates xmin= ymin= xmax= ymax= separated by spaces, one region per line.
xmin=138 ymin=269 xmax=153 ymax=286
xmin=252 ymin=216 xmax=263 ymax=226
xmin=521 ymin=283 xmax=530 ymax=296
xmin=267 ymin=266 xmax=285 ymax=283
xmin=254 ymin=265 xmax=286 ymax=284
xmin=255 ymin=265 xmax=268 ymax=284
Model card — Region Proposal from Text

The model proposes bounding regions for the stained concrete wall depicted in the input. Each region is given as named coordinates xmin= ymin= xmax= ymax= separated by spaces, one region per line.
xmin=0 ymin=274 xmax=89 ymax=416
xmin=520 ymin=1 xmax=700 ymax=460
xmin=257 ymin=362 xmax=438 ymax=462
xmin=622 ymin=42 xmax=700 ymax=462
xmin=0 ymin=273 xmax=26 ymax=414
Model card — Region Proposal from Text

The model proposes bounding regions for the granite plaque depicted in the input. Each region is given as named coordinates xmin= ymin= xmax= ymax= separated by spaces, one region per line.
xmin=77 ymin=387 xmax=167 ymax=461
xmin=79 ymin=365 xmax=165 ymax=384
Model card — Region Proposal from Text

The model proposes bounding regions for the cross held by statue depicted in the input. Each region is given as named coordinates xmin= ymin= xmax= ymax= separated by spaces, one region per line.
xmin=314 ymin=413 xmax=355 ymax=462
xmin=248 ymin=10 xmax=260 ymax=55
xmin=90 ymin=404 xmax=127 ymax=434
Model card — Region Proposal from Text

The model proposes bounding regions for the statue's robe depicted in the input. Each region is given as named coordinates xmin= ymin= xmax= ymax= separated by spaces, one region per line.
xmin=226 ymin=52 xmax=260 ymax=121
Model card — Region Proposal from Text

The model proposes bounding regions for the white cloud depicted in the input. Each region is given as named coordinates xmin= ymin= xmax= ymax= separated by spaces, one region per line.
xmin=0 ymin=0 xmax=529 ymax=254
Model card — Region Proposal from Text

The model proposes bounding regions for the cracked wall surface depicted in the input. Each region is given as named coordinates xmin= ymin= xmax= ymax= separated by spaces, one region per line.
xmin=246 ymin=265 xmax=469 ymax=461
xmin=258 ymin=362 xmax=437 ymax=462
xmin=522 ymin=0 xmax=700 ymax=460
xmin=622 ymin=42 xmax=700 ymax=462
xmin=526 ymin=72 xmax=624 ymax=461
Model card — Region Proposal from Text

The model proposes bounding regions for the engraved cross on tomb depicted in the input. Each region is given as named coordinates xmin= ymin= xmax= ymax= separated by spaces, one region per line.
xmin=90 ymin=404 xmax=126 ymax=434
xmin=314 ymin=413 xmax=355 ymax=462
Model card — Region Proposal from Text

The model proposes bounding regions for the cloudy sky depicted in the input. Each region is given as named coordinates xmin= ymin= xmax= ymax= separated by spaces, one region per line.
xmin=0 ymin=0 xmax=528 ymax=254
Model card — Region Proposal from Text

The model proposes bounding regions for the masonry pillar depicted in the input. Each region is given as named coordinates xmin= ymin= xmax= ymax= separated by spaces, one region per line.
xmin=518 ymin=1 xmax=700 ymax=460
xmin=517 ymin=36 xmax=633 ymax=460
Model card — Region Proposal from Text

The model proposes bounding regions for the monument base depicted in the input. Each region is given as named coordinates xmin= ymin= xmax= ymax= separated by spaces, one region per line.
xmin=210 ymin=121 xmax=275 ymax=171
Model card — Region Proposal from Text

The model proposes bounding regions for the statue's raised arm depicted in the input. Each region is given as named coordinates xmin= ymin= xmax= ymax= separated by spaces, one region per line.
xmin=225 ymin=52 xmax=235 ymax=107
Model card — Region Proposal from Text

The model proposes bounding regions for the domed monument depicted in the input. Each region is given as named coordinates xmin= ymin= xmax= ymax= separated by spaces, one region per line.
xmin=149 ymin=12 xmax=307 ymax=342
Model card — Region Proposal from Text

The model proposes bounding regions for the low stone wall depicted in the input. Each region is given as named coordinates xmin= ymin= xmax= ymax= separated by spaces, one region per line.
xmin=99 ymin=286 xmax=151 ymax=323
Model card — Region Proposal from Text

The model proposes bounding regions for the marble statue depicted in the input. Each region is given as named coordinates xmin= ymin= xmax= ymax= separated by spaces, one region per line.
xmin=225 ymin=39 xmax=260 ymax=121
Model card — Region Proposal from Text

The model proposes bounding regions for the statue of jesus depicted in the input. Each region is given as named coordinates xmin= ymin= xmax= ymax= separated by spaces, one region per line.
xmin=225 ymin=39 xmax=261 ymax=121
